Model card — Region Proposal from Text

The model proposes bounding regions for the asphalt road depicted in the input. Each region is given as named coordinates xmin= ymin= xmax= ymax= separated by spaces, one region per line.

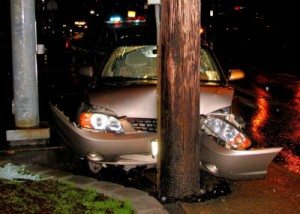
xmin=166 ymin=163 xmax=300 ymax=214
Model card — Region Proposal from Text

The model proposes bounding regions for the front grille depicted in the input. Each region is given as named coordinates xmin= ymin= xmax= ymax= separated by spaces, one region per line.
xmin=127 ymin=118 xmax=157 ymax=132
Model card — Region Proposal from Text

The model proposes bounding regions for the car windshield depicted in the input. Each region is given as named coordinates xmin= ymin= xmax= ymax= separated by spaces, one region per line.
xmin=101 ymin=45 xmax=221 ymax=82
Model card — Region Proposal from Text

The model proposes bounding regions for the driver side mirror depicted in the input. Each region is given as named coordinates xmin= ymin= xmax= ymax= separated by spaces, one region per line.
xmin=228 ymin=69 xmax=245 ymax=81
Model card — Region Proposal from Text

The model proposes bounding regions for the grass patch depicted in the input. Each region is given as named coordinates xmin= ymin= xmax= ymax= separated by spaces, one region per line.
xmin=0 ymin=163 xmax=133 ymax=213
xmin=0 ymin=179 xmax=133 ymax=213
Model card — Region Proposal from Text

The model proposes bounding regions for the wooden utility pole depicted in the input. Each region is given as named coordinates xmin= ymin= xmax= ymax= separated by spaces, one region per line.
xmin=158 ymin=0 xmax=201 ymax=200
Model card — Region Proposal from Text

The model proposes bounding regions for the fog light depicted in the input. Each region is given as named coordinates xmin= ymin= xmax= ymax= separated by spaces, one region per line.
xmin=87 ymin=152 xmax=104 ymax=162
xmin=206 ymin=163 xmax=219 ymax=175
xmin=150 ymin=139 xmax=158 ymax=157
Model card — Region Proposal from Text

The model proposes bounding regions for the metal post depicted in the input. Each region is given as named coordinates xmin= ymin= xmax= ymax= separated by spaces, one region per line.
xmin=7 ymin=0 xmax=50 ymax=146
xmin=10 ymin=0 xmax=39 ymax=128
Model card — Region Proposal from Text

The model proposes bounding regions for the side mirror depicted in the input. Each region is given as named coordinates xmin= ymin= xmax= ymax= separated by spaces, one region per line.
xmin=79 ymin=66 xmax=94 ymax=78
xmin=229 ymin=69 xmax=245 ymax=81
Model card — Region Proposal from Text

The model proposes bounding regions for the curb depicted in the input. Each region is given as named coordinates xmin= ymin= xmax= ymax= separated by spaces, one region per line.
xmin=30 ymin=166 xmax=169 ymax=214
xmin=0 ymin=161 xmax=168 ymax=214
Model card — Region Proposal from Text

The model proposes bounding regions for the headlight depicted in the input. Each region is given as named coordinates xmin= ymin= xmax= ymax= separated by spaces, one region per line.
xmin=79 ymin=112 xmax=124 ymax=133
xmin=203 ymin=116 xmax=251 ymax=150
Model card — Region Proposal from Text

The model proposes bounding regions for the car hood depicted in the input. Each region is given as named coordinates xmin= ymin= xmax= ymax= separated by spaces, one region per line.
xmin=89 ymin=84 xmax=234 ymax=118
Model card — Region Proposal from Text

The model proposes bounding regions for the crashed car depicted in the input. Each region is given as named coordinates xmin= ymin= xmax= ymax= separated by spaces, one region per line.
xmin=50 ymin=44 xmax=282 ymax=180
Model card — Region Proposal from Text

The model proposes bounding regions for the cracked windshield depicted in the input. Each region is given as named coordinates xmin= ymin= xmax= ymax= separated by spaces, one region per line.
xmin=102 ymin=45 xmax=221 ymax=82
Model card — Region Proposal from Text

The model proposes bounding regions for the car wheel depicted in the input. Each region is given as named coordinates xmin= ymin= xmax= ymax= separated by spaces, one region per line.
xmin=88 ymin=161 xmax=103 ymax=174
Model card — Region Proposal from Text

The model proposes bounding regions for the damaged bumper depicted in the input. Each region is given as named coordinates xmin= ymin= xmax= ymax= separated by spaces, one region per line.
xmin=199 ymin=134 xmax=282 ymax=180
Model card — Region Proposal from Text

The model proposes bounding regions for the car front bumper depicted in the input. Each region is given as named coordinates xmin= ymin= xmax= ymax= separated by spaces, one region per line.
xmin=50 ymin=104 xmax=157 ymax=165
xmin=51 ymin=104 xmax=282 ymax=179
xmin=199 ymin=133 xmax=282 ymax=180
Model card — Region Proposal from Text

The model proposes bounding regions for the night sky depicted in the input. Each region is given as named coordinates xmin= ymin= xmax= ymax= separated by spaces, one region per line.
xmin=0 ymin=0 xmax=298 ymax=72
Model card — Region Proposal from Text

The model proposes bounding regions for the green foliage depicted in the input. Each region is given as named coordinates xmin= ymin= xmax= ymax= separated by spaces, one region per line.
xmin=84 ymin=199 xmax=133 ymax=214
xmin=0 ymin=179 xmax=134 ymax=214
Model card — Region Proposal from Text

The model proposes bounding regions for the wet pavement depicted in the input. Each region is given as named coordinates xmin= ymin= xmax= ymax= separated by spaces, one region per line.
xmin=167 ymin=163 xmax=300 ymax=214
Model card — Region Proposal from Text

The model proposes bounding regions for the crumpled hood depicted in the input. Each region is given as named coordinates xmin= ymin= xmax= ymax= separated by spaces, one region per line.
xmin=89 ymin=84 xmax=233 ymax=118
xmin=199 ymin=86 xmax=234 ymax=114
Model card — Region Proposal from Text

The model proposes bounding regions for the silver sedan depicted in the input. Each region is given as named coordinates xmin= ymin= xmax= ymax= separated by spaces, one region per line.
xmin=50 ymin=45 xmax=281 ymax=179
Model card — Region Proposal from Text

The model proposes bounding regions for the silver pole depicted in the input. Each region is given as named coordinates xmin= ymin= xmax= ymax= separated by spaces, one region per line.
xmin=10 ymin=0 xmax=39 ymax=128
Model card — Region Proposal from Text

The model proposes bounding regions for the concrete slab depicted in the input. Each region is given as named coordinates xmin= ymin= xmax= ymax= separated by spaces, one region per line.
xmin=6 ymin=128 xmax=50 ymax=146
xmin=88 ymin=181 xmax=125 ymax=196
xmin=137 ymin=208 xmax=169 ymax=214
xmin=131 ymin=195 xmax=163 ymax=211
xmin=112 ymin=187 xmax=148 ymax=200
xmin=65 ymin=175 xmax=98 ymax=187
